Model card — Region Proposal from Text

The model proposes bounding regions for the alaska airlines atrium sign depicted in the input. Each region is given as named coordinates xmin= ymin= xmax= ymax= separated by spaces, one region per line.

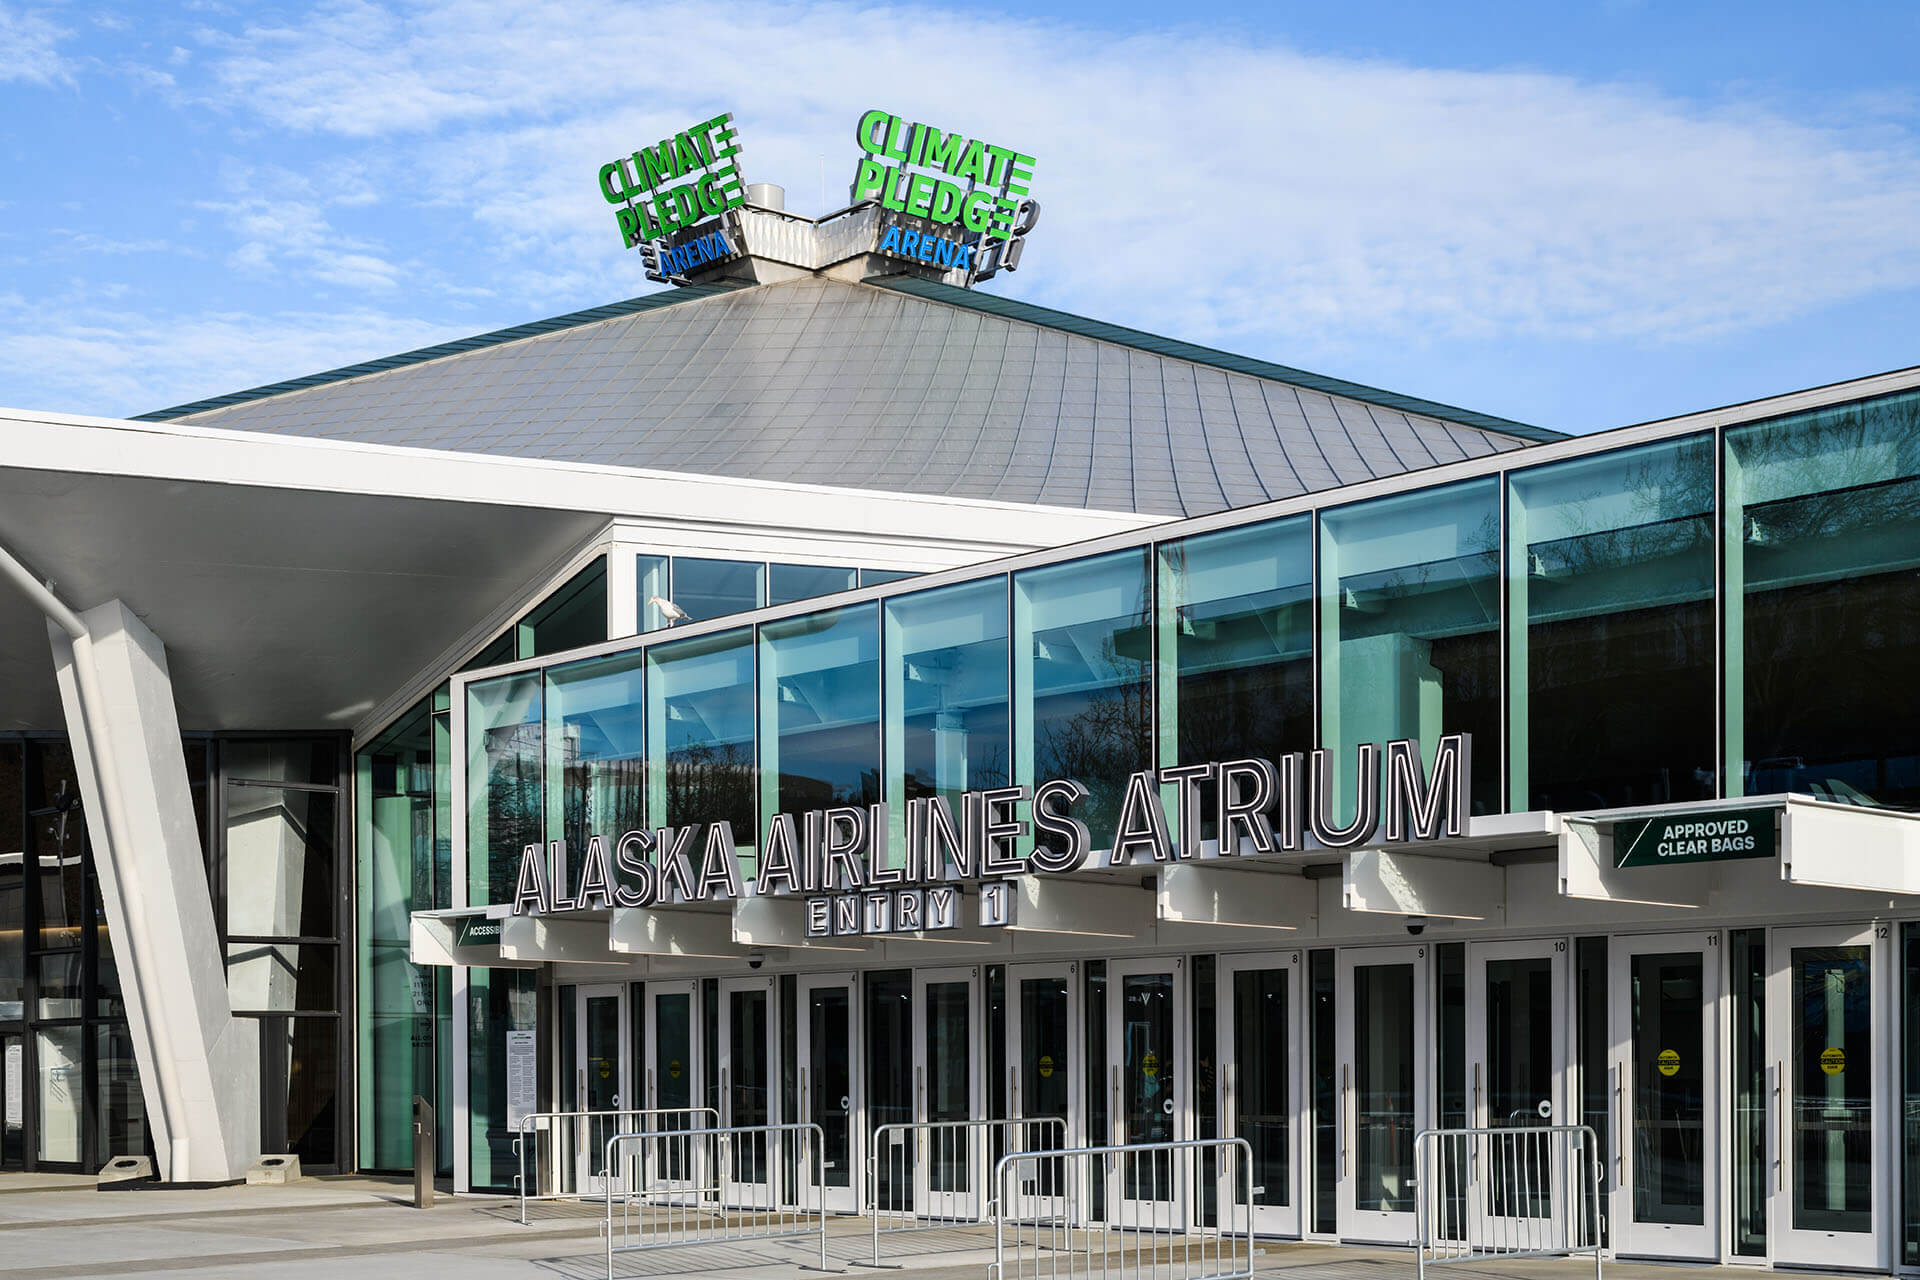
xmin=508 ymin=734 xmax=1472 ymax=934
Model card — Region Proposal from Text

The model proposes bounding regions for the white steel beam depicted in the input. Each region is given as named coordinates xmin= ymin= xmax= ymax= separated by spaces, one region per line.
xmin=1155 ymin=863 xmax=1315 ymax=930
xmin=1343 ymin=848 xmax=1504 ymax=920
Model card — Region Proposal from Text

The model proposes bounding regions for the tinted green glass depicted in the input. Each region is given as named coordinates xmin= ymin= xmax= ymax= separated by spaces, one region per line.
xmin=465 ymin=673 xmax=542 ymax=907
xmin=636 ymin=555 xmax=670 ymax=633
xmin=1726 ymin=389 xmax=1920 ymax=805
xmin=1014 ymin=550 xmax=1151 ymax=855
xmin=1320 ymin=479 xmax=1500 ymax=821
xmin=645 ymin=628 xmax=755 ymax=854
xmin=545 ymin=651 xmax=646 ymax=854
xmin=1508 ymin=436 xmax=1716 ymax=810
xmin=760 ymin=604 xmax=879 ymax=821
xmin=517 ymin=557 xmax=608 ymax=659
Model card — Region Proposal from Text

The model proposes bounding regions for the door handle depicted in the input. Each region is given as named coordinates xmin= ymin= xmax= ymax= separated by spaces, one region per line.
xmin=1775 ymin=1060 xmax=1785 ymax=1192
xmin=1341 ymin=1064 xmax=1351 ymax=1179
xmin=800 ymin=1067 xmax=809 ymax=1123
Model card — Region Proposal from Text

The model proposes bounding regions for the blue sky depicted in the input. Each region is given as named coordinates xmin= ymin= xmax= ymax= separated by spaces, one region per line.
xmin=2 ymin=1 xmax=1918 ymax=434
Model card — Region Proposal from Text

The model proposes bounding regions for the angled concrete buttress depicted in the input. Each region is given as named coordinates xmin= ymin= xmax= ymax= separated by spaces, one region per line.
xmin=47 ymin=600 xmax=260 ymax=1182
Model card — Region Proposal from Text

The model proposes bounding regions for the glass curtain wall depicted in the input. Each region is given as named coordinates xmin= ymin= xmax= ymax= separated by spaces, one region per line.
xmin=468 ymin=966 xmax=536 ymax=1190
xmin=1014 ymin=551 xmax=1152 ymax=855
xmin=1321 ymin=480 xmax=1501 ymax=820
xmin=1507 ymin=436 xmax=1717 ymax=810
xmin=545 ymin=653 xmax=647 ymax=853
xmin=882 ymin=578 xmax=1010 ymax=867
xmin=518 ymin=557 xmax=607 ymax=659
xmin=1726 ymin=390 xmax=1920 ymax=805
xmin=1157 ymin=517 xmax=1312 ymax=841
xmin=466 ymin=675 xmax=543 ymax=907
xmin=760 ymin=605 xmax=880 ymax=824
xmin=645 ymin=628 xmax=756 ymax=868
xmin=673 ymin=558 xmax=766 ymax=623
xmin=771 ymin=564 xmax=858 ymax=606
xmin=356 ymin=702 xmax=441 ymax=1172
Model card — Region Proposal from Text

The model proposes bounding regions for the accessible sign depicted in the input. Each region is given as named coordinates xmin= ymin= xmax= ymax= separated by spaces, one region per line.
xmin=1612 ymin=807 xmax=1775 ymax=868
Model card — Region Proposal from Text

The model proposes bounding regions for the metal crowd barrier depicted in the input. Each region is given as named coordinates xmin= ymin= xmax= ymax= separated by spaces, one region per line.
xmin=513 ymin=1106 xmax=717 ymax=1224
xmin=1413 ymin=1124 xmax=1603 ymax=1280
xmin=991 ymin=1138 xmax=1255 ymax=1280
xmin=602 ymin=1121 xmax=829 ymax=1279
xmin=868 ymin=1116 xmax=1067 ymax=1265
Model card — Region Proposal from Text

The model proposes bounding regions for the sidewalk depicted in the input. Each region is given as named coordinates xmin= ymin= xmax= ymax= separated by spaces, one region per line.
xmin=0 ymin=1176 xmax=1880 ymax=1280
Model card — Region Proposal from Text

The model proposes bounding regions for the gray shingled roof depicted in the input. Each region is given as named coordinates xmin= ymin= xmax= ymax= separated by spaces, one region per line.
xmin=151 ymin=275 xmax=1552 ymax=518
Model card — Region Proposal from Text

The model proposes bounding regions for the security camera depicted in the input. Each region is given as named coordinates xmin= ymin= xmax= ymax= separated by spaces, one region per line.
xmin=1405 ymin=916 xmax=1429 ymax=937
xmin=747 ymin=951 xmax=765 ymax=970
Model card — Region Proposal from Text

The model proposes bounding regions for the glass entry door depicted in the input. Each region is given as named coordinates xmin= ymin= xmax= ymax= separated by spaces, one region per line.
xmin=1336 ymin=945 xmax=1429 ymax=1244
xmin=1218 ymin=951 xmax=1303 ymax=1237
xmin=644 ymin=980 xmax=704 ymax=1196
xmin=913 ymin=966 xmax=981 ymax=1219
xmin=1006 ymin=962 xmax=1079 ymax=1221
xmin=797 ymin=972 xmax=861 ymax=1214
xmin=1466 ymin=941 xmax=1568 ymax=1242
xmin=574 ymin=984 xmax=629 ymax=1195
xmin=720 ymin=975 xmax=777 ymax=1204
xmin=1768 ymin=924 xmax=1882 ymax=1269
xmin=1107 ymin=957 xmax=1188 ymax=1226
xmin=1610 ymin=932 xmax=1719 ymax=1259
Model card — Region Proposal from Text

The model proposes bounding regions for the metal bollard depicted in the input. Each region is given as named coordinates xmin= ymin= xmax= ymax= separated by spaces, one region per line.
xmin=413 ymin=1096 xmax=436 ymax=1209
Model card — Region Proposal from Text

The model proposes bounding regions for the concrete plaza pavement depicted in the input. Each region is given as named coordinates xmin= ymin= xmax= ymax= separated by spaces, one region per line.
xmin=0 ymin=1175 xmax=1883 ymax=1280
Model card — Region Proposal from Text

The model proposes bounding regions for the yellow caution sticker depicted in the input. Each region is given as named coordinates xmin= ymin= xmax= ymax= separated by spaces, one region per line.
xmin=1038 ymin=1054 xmax=1055 ymax=1079
xmin=1142 ymin=1051 xmax=1160 ymax=1078
xmin=669 ymin=1058 xmax=683 ymax=1079
xmin=1820 ymin=1047 xmax=1845 ymax=1076
xmin=1657 ymin=1049 xmax=1680 ymax=1077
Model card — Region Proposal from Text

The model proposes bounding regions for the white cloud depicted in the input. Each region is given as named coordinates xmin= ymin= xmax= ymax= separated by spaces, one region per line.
xmin=0 ymin=305 xmax=463 ymax=417
xmin=166 ymin=0 xmax=1920 ymax=353
xmin=0 ymin=4 xmax=73 ymax=85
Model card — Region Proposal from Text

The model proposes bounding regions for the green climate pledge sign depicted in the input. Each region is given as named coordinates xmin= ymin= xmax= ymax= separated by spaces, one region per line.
xmin=1613 ymin=808 xmax=1776 ymax=868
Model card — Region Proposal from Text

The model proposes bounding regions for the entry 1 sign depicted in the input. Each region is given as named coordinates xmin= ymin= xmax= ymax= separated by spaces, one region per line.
xmin=1613 ymin=807 xmax=1775 ymax=868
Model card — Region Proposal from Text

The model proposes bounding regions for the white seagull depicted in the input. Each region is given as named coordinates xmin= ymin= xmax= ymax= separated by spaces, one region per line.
xmin=649 ymin=595 xmax=692 ymax=625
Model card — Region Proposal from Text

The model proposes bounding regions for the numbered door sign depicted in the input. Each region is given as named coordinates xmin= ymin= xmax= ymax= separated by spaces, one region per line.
xmin=978 ymin=881 xmax=1017 ymax=928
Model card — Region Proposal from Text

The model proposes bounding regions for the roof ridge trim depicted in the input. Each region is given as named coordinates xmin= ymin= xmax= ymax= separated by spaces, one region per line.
xmin=863 ymin=274 xmax=1565 ymax=444
xmin=132 ymin=283 xmax=743 ymax=422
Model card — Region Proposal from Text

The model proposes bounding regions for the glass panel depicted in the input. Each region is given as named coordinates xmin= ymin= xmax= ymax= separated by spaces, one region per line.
xmin=1119 ymin=971 xmax=1174 ymax=1200
xmin=2 ymin=1033 xmax=22 ymax=1168
xmin=225 ymin=785 xmax=337 ymax=938
xmin=1727 ymin=390 xmax=1920 ymax=805
xmin=585 ymin=995 xmax=621 ymax=1111
xmin=1437 ymin=944 xmax=1466 ymax=1239
xmin=925 ymin=979 xmax=973 ymax=1193
xmin=355 ymin=701 xmax=437 ymax=1170
xmin=31 ymin=741 xmax=84 ymax=951
xmin=1193 ymin=953 xmax=1217 ymax=1225
xmin=1731 ymin=930 xmax=1767 ymax=1254
xmin=222 ymin=739 xmax=337 ymax=786
xmin=809 ymin=986 xmax=852 ymax=1187
xmin=655 ymin=993 xmax=693 ymax=1110
xmin=646 ymin=628 xmax=755 ymax=857
xmin=637 ymin=555 xmax=671 ymax=634
xmin=1905 ymin=923 xmax=1920 ymax=1267
xmin=1309 ymin=950 xmax=1335 ymax=1234
xmin=35 ymin=952 xmax=81 ymax=1019
xmin=1575 ymin=938 xmax=1611 ymax=1248
xmin=226 ymin=942 xmax=336 ymax=1013
xmin=260 ymin=1016 xmax=340 ymax=1169
xmin=1485 ymin=957 xmax=1553 ymax=1217
xmin=770 ymin=563 xmax=858 ymax=605
xmin=884 ymin=578 xmax=1009 ymax=869
xmin=673 ymin=557 xmax=765 ymax=623
xmin=520 ymin=557 xmax=608 ymax=659
xmin=1509 ymin=437 xmax=1716 ymax=810
xmin=546 ymin=652 xmax=646 ymax=856
xmin=468 ymin=968 xmax=537 ymax=1190
xmin=865 ymin=971 xmax=912 ymax=1210
xmin=861 ymin=568 xmax=918 ymax=587
xmin=1790 ymin=945 xmax=1871 ymax=1233
xmin=1232 ymin=968 xmax=1289 ymax=1207
xmin=1630 ymin=952 xmax=1705 ymax=1225
xmin=1353 ymin=963 xmax=1415 ymax=1213
xmin=1021 ymin=972 xmax=1071 ymax=1200
xmin=34 ymin=1025 xmax=81 ymax=1164
xmin=462 ymin=633 xmax=514 ymax=672
xmin=1158 ymin=518 xmax=1312 ymax=842
xmin=729 ymin=988 xmax=768 ymax=1182
xmin=1015 ymin=551 xmax=1151 ymax=855
xmin=466 ymin=673 xmax=543 ymax=907
xmin=761 ymin=605 xmax=880 ymax=823
xmin=1321 ymin=479 xmax=1500 ymax=820
xmin=0 ymin=743 xmax=22 ymax=1020
xmin=559 ymin=989 xmax=578 ymax=1113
